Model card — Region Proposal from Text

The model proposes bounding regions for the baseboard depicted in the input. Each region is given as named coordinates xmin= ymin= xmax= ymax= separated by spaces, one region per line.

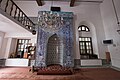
xmin=81 ymin=59 xmax=102 ymax=66
xmin=111 ymin=66 xmax=120 ymax=71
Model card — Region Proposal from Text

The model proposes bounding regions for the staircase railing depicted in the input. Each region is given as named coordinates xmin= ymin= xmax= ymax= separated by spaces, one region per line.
xmin=0 ymin=0 xmax=36 ymax=34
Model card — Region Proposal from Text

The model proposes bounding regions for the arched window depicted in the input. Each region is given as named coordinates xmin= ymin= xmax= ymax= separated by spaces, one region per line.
xmin=78 ymin=25 xmax=97 ymax=59
xmin=78 ymin=25 xmax=90 ymax=32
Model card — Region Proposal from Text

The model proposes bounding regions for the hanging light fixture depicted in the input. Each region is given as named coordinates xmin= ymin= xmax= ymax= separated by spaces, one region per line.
xmin=112 ymin=0 xmax=120 ymax=34
xmin=38 ymin=1 xmax=63 ymax=32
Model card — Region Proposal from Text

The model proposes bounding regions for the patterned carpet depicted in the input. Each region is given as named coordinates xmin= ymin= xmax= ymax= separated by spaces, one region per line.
xmin=0 ymin=67 xmax=120 ymax=80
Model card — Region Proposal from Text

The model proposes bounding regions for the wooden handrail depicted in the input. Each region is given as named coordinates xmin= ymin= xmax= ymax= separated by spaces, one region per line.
xmin=0 ymin=0 xmax=36 ymax=34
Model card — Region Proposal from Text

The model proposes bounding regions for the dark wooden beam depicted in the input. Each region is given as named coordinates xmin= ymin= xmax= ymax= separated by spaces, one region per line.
xmin=36 ymin=0 xmax=42 ymax=6
xmin=70 ymin=0 xmax=76 ymax=7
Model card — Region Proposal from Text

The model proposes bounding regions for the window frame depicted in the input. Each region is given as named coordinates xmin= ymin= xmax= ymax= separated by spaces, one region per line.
xmin=15 ymin=39 xmax=31 ymax=58
xmin=79 ymin=37 xmax=93 ymax=55
xmin=78 ymin=25 xmax=90 ymax=32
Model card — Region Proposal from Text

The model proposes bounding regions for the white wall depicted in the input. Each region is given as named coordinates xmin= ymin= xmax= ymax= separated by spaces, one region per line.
xmin=15 ymin=1 xmax=107 ymax=59
xmin=0 ymin=31 xmax=5 ymax=58
xmin=4 ymin=38 xmax=12 ymax=58
xmin=30 ymin=37 xmax=37 ymax=46
xmin=0 ymin=32 xmax=14 ymax=59
xmin=0 ymin=31 xmax=4 ymax=49
xmin=1 ymin=37 xmax=17 ymax=58
xmin=100 ymin=0 xmax=120 ymax=68
xmin=9 ymin=38 xmax=17 ymax=57
xmin=1 ymin=38 xmax=8 ymax=58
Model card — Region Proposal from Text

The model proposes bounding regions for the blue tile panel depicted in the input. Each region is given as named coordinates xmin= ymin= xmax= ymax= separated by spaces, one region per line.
xmin=35 ymin=11 xmax=74 ymax=67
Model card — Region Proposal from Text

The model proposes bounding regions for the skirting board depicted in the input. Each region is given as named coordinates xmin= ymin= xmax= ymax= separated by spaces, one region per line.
xmin=111 ymin=66 xmax=120 ymax=71
xmin=81 ymin=59 xmax=102 ymax=66
xmin=5 ymin=58 xmax=29 ymax=67
xmin=74 ymin=59 xmax=102 ymax=67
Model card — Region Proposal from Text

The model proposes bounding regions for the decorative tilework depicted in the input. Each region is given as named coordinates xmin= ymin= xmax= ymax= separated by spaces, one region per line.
xmin=35 ymin=11 xmax=74 ymax=67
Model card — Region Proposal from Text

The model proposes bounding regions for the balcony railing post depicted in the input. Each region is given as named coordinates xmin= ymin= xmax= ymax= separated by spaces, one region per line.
xmin=20 ymin=13 xmax=23 ymax=23
xmin=22 ymin=15 xmax=25 ymax=25
xmin=10 ymin=3 xmax=14 ymax=16
xmin=5 ymin=0 xmax=9 ymax=12
xmin=18 ymin=10 xmax=20 ymax=21
xmin=14 ymin=7 xmax=17 ymax=19
xmin=0 ymin=0 xmax=2 ymax=7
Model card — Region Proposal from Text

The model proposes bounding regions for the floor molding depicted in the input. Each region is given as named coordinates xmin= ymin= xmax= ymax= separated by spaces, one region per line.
xmin=111 ymin=66 xmax=120 ymax=71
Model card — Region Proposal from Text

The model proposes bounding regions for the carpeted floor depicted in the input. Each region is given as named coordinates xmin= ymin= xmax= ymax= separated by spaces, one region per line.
xmin=0 ymin=67 xmax=120 ymax=80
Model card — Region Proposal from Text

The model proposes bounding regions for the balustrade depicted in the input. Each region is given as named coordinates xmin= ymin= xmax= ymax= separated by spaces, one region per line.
xmin=0 ymin=0 xmax=36 ymax=34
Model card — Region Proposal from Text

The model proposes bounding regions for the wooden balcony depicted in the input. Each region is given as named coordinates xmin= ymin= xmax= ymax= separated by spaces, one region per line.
xmin=0 ymin=0 xmax=36 ymax=35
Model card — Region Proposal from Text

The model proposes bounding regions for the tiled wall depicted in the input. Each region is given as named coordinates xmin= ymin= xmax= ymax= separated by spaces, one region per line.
xmin=35 ymin=11 xmax=74 ymax=67
xmin=46 ymin=34 xmax=63 ymax=66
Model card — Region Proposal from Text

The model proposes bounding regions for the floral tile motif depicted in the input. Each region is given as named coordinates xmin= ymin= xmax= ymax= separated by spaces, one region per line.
xmin=35 ymin=11 xmax=74 ymax=67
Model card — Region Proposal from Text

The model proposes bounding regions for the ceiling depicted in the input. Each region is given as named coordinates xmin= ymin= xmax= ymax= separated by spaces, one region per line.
xmin=14 ymin=0 xmax=104 ymax=7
